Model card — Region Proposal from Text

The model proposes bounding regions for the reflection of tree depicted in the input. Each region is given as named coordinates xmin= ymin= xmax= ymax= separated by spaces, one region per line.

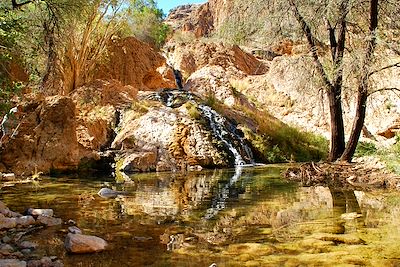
xmin=329 ymin=187 xmax=363 ymax=234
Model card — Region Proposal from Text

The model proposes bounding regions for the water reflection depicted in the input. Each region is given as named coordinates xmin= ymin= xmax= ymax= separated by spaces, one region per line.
xmin=0 ymin=166 xmax=400 ymax=266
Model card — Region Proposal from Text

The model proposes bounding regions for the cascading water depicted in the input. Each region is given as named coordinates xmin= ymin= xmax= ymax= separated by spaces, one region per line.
xmin=198 ymin=104 xmax=252 ymax=166
xmin=141 ymin=88 xmax=255 ymax=166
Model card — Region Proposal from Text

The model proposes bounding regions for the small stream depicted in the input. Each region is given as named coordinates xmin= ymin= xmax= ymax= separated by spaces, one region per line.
xmin=1 ymin=166 xmax=400 ymax=266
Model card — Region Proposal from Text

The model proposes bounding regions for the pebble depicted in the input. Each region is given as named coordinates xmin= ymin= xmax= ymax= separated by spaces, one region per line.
xmin=2 ymin=173 xmax=16 ymax=181
xmin=64 ymin=233 xmax=108 ymax=254
xmin=0 ymin=244 xmax=15 ymax=254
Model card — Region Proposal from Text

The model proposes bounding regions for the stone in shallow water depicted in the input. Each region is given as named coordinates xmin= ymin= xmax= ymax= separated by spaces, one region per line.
xmin=37 ymin=216 xmax=62 ymax=226
xmin=0 ymin=259 xmax=27 ymax=267
xmin=16 ymin=216 xmax=35 ymax=227
xmin=18 ymin=241 xmax=37 ymax=250
xmin=64 ymin=233 xmax=107 ymax=254
xmin=2 ymin=173 xmax=16 ymax=181
xmin=67 ymin=226 xmax=82 ymax=234
xmin=27 ymin=209 xmax=54 ymax=217
xmin=0 ymin=244 xmax=14 ymax=254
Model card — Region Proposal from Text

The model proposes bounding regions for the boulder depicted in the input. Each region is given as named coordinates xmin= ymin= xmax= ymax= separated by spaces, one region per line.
xmin=64 ymin=233 xmax=107 ymax=254
xmin=68 ymin=226 xmax=82 ymax=235
xmin=120 ymin=152 xmax=157 ymax=173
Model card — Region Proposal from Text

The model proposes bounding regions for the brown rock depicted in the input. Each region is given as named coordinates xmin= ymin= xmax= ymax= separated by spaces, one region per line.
xmin=166 ymin=3 xmax=214 ymax=38
xmin=120 ymin=152 xmax=157 ymax=173
xmin=94 ymin=37 xmax=175 ymax=91
xmin=0 ymin=214 xmax=17 ymax=229
xmin=15 ymin=216 xmax=35 ymax=227
xmin=0 ymin=96 xmax=80 ymax=175
xmin=168 ymin=41 xmax=268 ymax=78
xmin=64 ymin=233 xmax=107 ymax=254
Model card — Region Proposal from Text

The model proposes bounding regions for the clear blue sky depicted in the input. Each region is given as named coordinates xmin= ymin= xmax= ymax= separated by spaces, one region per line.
xmin=158 ymin=0 xmax=207 ymax=14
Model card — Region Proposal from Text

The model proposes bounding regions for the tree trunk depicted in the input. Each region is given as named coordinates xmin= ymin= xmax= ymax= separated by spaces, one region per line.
xmin=327 ymin=86 xmax=346 ymax=161
xmin=289 ymin=0 xmax=347 ymax=161
xmin=340 ymin=0 xmax=378 ymax=162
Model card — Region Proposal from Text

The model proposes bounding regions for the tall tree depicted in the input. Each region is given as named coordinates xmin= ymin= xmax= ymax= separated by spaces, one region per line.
xmin=287 ymin=0 xmax=396 ymax=162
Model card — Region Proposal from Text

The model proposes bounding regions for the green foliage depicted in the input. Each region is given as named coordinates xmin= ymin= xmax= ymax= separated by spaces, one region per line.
xmin=354 ymin=141 xmax=377 ymax=157
xmin=184 ymin=102 xmax=202 ymax=121
xmin=125 ymin=0 xmax=170 ymax=48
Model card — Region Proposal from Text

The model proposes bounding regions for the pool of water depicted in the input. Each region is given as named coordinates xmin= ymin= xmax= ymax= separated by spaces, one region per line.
xmin=1 ymin=165 xmax=400 ymax=266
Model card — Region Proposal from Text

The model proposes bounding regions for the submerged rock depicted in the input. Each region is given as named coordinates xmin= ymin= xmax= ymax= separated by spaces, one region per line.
xmin=36 ymin=216 xmax=62 ymax=227
xmin=64 ymin=233 xmax=107 ymax=254
xmin=97 ymin=188 xmax=127 ymax=198
xmin=0 ymin=259 xmax=27 ymax=267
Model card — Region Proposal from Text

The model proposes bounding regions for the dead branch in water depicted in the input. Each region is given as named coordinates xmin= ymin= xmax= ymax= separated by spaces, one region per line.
xmin=283 ymin=162 xmax=400 ymax=190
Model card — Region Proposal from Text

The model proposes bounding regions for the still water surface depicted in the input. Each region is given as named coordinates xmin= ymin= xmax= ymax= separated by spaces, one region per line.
xmin=1 ymin=165 xmax=400 ymax=266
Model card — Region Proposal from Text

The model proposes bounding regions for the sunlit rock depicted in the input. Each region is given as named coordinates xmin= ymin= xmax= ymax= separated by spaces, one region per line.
xmin=64 ymin=233 xmax=107 ymax=254
xmin=120 ymin=152 xmax=157 ymax=173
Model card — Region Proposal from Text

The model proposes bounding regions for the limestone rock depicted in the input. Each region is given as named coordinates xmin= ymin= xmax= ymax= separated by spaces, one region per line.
xmin=165 ymin=3 xmax=214 ymax=38
xmin=184 ymin=65 xmax=256 ymax=110
xmin=18 ymin=241 xmax=37 ymax=250
xmin=64 ymin=233 xmax=107 ymax=254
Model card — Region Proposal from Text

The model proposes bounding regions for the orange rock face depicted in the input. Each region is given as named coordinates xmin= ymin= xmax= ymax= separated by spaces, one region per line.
xmin=0 ymin=96 xmax=80 ymax=175
xmin=94 ymin=37 xmax=176 ymax=91
xmin=169 ymin=41 xmax=268 ymax=78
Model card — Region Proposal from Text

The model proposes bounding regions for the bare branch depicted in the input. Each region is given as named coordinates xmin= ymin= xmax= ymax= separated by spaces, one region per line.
xmin=288 ymin=0 xmax=334 ymax=90
xmin=368 ymin=87 xmax=400 ymax=97
xmin=369 ymin=62 xmax=400 ymax=77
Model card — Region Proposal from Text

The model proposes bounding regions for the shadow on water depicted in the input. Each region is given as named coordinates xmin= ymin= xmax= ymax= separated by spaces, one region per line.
xmin=1 ymin=165 xmax=400 ymax=266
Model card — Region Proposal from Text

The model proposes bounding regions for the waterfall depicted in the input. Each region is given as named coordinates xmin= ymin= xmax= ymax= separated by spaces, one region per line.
xmin=141 ymin=88 xmax=255 ymax=166
xmin=198 ymin=105 xmax=249 ymax=166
